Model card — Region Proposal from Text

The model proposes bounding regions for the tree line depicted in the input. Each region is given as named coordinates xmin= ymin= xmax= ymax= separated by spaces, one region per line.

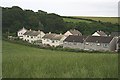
xmin=2 ymin=6 xmax=119 ymax=36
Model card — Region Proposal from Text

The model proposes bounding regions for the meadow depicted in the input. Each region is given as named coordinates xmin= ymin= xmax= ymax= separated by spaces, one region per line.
xmin=63 ymin=18 xmax=92 ymax=23
xmin=72 ymin=16 xmax=118 ymax=24
xmin=2 ymin=41 xmax=118 ymax=78
xmin=63 ymin=16 xmax=118 ymax=24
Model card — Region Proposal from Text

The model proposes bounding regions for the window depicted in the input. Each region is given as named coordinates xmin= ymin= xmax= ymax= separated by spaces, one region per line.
xmin=31 ymin=36 xmax=33 ymax=38
xmin=86 ymin=42 xmax=89 ymax=45
xmin=97 ymin=43 xmax=100 ymax=46
xmin=103 ymin=44 xmax=108 ymax=48
xmin=27 ymin=36 xmax=29 ymax=37
xmin=52 ymin=40 xmax=55 ymax=43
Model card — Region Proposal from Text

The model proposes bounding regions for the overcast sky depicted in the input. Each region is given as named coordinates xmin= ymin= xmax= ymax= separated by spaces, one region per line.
xmin=1 ymin=0 xmax=119 ymax=17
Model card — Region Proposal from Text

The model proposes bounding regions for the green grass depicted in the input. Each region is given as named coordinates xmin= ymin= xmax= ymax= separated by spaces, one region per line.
xmin=73 ymin=16 xmax=118 ymax=24
xmin=63 ymin=18 xmax=92 ymax=23
xmin=3 ymin=41 xmax=118 ymax=78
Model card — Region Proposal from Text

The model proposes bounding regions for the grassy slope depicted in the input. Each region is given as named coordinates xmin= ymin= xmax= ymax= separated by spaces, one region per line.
xmin=63 ymin=18 xmax=92 ymax=23
xmin=72 ymin=16 xmax=118 ymax=24
xmin=3 ymin=41 xmax=118 ymax=78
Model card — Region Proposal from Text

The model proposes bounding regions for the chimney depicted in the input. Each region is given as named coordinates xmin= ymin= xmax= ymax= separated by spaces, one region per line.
xmin=29 ymin=29 xmax=31 ymax=31
xmin=38 ymin=30 xmax=40 ymax=32
xmin=60 ymin=33 xmax=62 ymax=35
xmin=49 ymin=32 xmax=51 ymax=34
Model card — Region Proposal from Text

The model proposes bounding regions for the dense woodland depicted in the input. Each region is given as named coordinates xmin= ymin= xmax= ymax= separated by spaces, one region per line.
xmin=2 ymin=6 xmax=119 ymax=36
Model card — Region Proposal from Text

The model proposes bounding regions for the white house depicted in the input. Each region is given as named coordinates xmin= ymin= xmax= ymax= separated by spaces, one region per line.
xmin=92 ymin=31 xmax=107 ymax=36
xmin=17 ymin=27 xmax=27 ymax=39
xmin=23 ymin=29 xmax=45 ymax=43
xmin=42 ymin=33 xmax=66 ymax=47
xmin=64 ymin=29 xmax=82 ymax=36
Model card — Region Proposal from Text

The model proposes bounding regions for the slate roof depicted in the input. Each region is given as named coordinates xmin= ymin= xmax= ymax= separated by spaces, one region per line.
xmin=110 ymin=32 xmax=120 ymax=37
xmin=42 ymin=33 xmax=64 ymax=40
xmin=64 ymin=35 xmax=87 ymax=43
xmin=23 ymin=30 xmax=43 ymax=36
xmin=96 ymin=31 xmax=107 ymax=36
xmin=69 ymin=29 xmax=82 ymax=35
xmin=85 ymin=36 xmax=113 ymax=43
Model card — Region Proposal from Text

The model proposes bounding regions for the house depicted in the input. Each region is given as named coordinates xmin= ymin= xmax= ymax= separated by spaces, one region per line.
xmin=84 ymin=36 xmax=117 ymax=52
xmin=116 ymin=38 xmax=120 ymax=52
xmin=92 ymin=31 xmax=107 ymax=36
xmin=110 ymin=32 xmax=120 ymax=37
xmin=64 ymin=29 xmax=82 ymax=36
xmin=17 ymin=27 xmax=27 ymax=39
xmin=63 ymin=35 xmax=87 ymax=50
xmin=23 ymin=29 xmax=45 ymax=43
xmin=42 ymin=33 xmax=66 ymax=47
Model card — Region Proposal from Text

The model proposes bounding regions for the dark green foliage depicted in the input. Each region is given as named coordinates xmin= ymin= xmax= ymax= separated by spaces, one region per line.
xmin=2 ymin=6 xmax=65 ymax=34
xmin=2 ymin=6 xmax=119 ymax=36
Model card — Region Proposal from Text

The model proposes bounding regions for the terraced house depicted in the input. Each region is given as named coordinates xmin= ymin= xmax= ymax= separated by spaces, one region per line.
xmin=63 ymin=35 xmax=87 ymax=50
xmin=84 ymin=36 xmax=117 ymax=52
xmin=22 ymin=29 xmax=45 ymax=43
xmin=42 ymin=33 xmax=66 ymax=47
xmin=17 ymin=28 xmax=119 ymax=52
xmin=116 ymin=38 xmax=120 ymax=52
xmin=64 ymin=29 xmax=82 ymax=36
xmin=92 ymin=31 xmax=107 ymax=36
xmin=17 ymin=27 xmax=27 ymax=39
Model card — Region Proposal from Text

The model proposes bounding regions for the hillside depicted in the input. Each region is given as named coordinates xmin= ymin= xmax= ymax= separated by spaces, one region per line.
xmin=3 ymin=41 xmax=118 ymax=78
xmin=3 ymin=6 xmax=119 ymax=36
xmin=72 ymin=16 xmax=118 ymax=24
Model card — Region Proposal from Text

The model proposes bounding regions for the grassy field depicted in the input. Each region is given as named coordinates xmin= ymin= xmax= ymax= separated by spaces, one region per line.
xmin=73 ymin=16 xmax=118 ymax=24
xmin=63 ymin=18 xmax=92 ymax=23
xmin=3 ymin=41 xmax=118 ymax=78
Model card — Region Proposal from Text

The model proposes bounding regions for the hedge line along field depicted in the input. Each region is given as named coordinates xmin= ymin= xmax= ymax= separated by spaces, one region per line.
xmin=3 ymin=41 xmax=118 ymax=78
xmin=72 ymin=16 xmax=118 ymax=24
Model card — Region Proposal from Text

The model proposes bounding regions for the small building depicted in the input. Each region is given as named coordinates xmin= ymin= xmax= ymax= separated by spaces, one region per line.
xmin=63 ymin=35 xmax=87 ymax=50
xmin=42 ymin=33 xmax=66 ymax=47
xmin=92 ymin=31 xmax=107 ymax=36
xmin=23 ymin=29 xmax=45 ymax=43
xmin=84 ymin=36 xmax=117 ymax=52
xmin=17 ymin=27 xmax=27 ymax=39
xmin=64 ymin=29 xmax=82 ymax=36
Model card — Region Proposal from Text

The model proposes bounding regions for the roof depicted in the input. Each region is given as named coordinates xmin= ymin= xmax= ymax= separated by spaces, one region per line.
xmin=18 ymin=27 xmax=27 ymax=32
xmin=23 ymin=30 xmax=43 ymax=36
xmin=96 ymin=31 xmax=107 ymax=36
xmin=64 ymin=35 xmax=87 ymax=43
xmin=111 ymin=32 xmax=120 ymax=37
xmin=43 ymin=33 xmax=64 ymax=40
xmin=85 ymin=36 xmax=113 ymax=43
xmin=69 ymin=29 xmax=82 ymax=35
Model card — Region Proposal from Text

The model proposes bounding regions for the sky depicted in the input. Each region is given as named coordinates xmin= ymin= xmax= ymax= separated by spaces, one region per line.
xmin=1 ymin=0 xmax=119 ymax=17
